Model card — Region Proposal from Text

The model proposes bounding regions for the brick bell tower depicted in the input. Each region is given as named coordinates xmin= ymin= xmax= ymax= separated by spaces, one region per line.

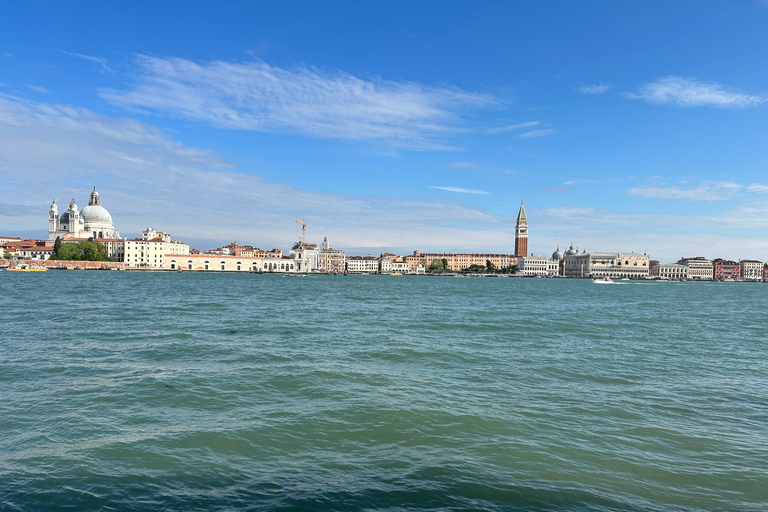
xmin=514 ymin=200 xmax=528 ymax=258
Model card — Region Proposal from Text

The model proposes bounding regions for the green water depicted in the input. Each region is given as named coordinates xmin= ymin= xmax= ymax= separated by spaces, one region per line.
xmin=1 ymin=272 xmax=766 ymax=511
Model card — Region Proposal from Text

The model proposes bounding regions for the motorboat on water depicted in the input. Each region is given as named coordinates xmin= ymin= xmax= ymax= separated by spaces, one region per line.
xmin=592 ymin=277 xmax=614 ymax=284
xmin=7 ymin=263 xmax=48 ymax=272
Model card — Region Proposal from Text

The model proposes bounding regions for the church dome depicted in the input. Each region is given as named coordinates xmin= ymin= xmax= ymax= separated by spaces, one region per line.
xmin=81 ymin=204 xmax=113 ymax=223
xmin=552 ymin=245 xmax=564 ymax=260
xmin=565 ymin=244 xmax=577 ymax=256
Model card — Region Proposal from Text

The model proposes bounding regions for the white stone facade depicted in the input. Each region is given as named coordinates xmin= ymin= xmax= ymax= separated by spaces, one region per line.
xmin=347 ymin=256 xmax=379 ymax=273
xmin=740 ymin=260 xmax=764 ymax=280
xmin=518 ymin=256 xmax=559 ymax=277
xmin=49 ymin=188 xmax=120 ymax=241
xmin=656 ymin=263 xmax=688 ymax=280
xmin=677 ymin=257 xmax=713 ymax=281
xmin=564 ymin=252 xmax=650 ymax=278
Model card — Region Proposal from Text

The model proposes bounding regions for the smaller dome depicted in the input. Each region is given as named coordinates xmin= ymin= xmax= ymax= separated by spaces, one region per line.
xmin=565 ymin=244 xmax=577 ymax=256
xmin=552 ymin=245 xmax=563 ymax=260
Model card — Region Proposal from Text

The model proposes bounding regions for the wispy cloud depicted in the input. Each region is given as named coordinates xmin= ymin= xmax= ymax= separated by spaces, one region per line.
xmin=746 ymin=183 xmax=768 ymax=194
xmin=519 ymin=128 xmax=555 ymax=138
xmin=26 ymin=85 xmax=49 ymax=94
xmin=627 ymin=181 xmax=744 ymax=201
xmin=626 ymin=76 xmax=767 ymax=108
xmin=100 ymin=55 xmax=496 ymax=149
xmin=450 ymin=161 xmax=477 ymax=169
xmin=486 ymin=121 xmax=540 ymax=134
xmin=430 ymin=186 xmax=490 ymax=195
xmin=0 ymin=97 xmax=518 ymax=252
xmin=59 ymin=50 xmax=113 ymax=73
xmin=577 ymin=83 xmax=610 ymax=94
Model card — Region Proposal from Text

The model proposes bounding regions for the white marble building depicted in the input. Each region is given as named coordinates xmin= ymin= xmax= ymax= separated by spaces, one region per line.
xmin=49 ymin=188 xmax=120 ymax=241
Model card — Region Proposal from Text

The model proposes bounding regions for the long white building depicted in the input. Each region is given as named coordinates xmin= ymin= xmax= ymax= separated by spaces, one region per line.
xmin=564 ymin=251 xmax=650 ymax=278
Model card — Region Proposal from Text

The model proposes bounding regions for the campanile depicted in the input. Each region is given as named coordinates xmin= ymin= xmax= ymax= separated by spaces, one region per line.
xmin=514 ymin=200 xmax=528 ymax=258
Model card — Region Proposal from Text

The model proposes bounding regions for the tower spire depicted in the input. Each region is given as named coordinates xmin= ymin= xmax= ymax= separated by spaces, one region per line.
xmin=514 ymin=199 xmax=528 ymax=258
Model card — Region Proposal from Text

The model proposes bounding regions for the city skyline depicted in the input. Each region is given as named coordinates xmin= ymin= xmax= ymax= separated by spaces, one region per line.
xmin=2 ymin=2 xmax=768 ymax=262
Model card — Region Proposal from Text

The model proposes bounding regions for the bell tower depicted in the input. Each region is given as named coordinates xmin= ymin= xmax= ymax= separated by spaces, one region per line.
xmin=48 ymin=200 xmax=59 ymax=240
xmin=514 ymin=200 xmax=528 ymax=258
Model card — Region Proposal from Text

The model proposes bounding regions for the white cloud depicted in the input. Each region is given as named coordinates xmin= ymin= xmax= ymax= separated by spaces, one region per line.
xmin=486 ymin=121 xmax=540 ymax=134
xmin=746 ymin=183 xmax=768 ymax=194
xmin=59 ymin=50 xmax=113 ymax=73
xmin=519 ymin=128 xmax=555 ymax=138
xmin=0 ymin=97 xmax=515 ymax=252
xmin=626 ymin=76 xmax=766 ymax=108
xmin=26 ymin=85 xmax=49 ymax=95
xmin=429 ymin=186 xmax=490 ymax=195
xmin=577 ymin=83 xmax=611 ymax=94
xmin=100 ymin=55 xmax=495 ymax=149
xmin=627 ymin=181 xmax=744 ymax=201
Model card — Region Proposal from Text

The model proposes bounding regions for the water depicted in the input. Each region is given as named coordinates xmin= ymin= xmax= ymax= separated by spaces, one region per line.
xmin=1 ymin=272 xmax=766 ymax=511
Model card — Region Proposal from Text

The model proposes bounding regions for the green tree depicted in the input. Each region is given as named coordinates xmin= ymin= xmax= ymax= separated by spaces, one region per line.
xmin=53 ymin=236 xmax=62 ymax=258
xmin=429 ymin=259 xmax=445 ymax=270
xmin=486 ymin=260 xmax=497 ymax=273
xmin=465 ymin=264 xmax=486 ymax=273
xmin=441 ymin=258 xmax=449 ymax=270
xmin=53 ymin=239 xmax=112 ymax=261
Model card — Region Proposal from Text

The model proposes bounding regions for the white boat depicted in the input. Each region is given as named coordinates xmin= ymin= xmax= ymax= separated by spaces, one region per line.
xmin=592 ymin=277 xmax=614 ymax=284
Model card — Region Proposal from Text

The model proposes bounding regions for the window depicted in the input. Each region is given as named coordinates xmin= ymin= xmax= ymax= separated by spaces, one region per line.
xmin=204 ymin=260 xmax=209 ymax=270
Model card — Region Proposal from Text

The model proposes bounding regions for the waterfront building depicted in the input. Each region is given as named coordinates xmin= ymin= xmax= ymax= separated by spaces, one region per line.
xmin=518 ymin=255 xmax=559 ymax=277
xmin=124 ymin=228 xmax=189 ymax=268
xmin=49 ymin=188 xmax=120 ymax=241
xmin=379 ymin=256 xmax=393 ymax=274
xmin=712 ymin=259 xmax=740 ymax=280
xmin=319 ymin=238 xmax=346 ymax=273
xmin=164 ymin=254 xmax=263 ymax=272
xmin=11 ymin=240 xmax=54 ymax=261
xmin=655 ymin=263 xmax=688 ymax=280
xmin=514 ymin=200 xmax=528 ymax=258
xmin=346 ymin=256 xmax=380 ymax=273
xmin=563 ymin=251 xmax=650 ymax=278
xmin=289 ymin=240 xmax=319 ymax=271
xmin=677 ymin=257 xmax=713 ymax=281
xmin=764 ymin=263 xmax=768 ymax=281
xmin=405 ymin=250 xmax=516 ymax=272
xmin=739 ymin=260 xmax=764 ymax=280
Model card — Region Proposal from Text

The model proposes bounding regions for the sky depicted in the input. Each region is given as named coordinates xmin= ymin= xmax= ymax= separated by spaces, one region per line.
xmin=1 ymin=1 xmax=768 ymax=261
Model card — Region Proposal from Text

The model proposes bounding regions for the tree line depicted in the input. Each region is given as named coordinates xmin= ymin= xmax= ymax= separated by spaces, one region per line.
xmin=425 ymin=258 xmax=519 ymax=274
xmin=49 ymin=237 xmax=116 ymax=262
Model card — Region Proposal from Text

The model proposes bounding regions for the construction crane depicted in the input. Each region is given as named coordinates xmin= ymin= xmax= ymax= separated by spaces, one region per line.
xmin=292 ymin=218 xmax=307 ymax=248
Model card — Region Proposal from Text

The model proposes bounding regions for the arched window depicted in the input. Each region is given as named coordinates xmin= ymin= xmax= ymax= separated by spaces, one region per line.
xmin=237 ymin=262 xmax=241 ymax=271
xmin=99 ymin=231 xmax=103 ymax=238
xmin=204 ymin=260 xmax=209 ymax=270
xmin=221 ymin=261 xmax=226 ymax=271
xmin=170 ymin=259 xmax=176 ymax=270
xmin=188 ymin=260 xmax=193 ymax=270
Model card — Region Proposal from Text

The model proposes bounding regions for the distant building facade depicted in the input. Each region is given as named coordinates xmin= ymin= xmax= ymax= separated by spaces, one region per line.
xmin=518 ymin=255 xmax=559 ymax=277
xmin=677 ymin=257 xmax=713 ymax=281
xmin=564 ymin=251 xmax=650 ymax=278
xmin=712 ymin=259 xmax=740 ymax=280
xmin=739 ymin=260 xmax=764 ymax=280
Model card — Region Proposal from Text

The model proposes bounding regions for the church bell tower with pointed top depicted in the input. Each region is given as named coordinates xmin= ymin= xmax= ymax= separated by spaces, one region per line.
xmin=514 ymin=200 xmax=528 ymax=258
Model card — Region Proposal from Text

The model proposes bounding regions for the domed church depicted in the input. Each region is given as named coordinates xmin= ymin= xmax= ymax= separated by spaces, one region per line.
xmin=48 ymin=187 xmax=120 ymax=240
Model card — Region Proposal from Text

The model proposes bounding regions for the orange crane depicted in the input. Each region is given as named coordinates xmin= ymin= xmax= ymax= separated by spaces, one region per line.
xmin=292 ymin=218 xmax=307 ymax=248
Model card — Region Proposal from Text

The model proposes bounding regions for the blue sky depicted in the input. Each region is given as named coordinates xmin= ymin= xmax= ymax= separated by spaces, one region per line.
xmin=1 ymin=1 xmax=768 ymax=261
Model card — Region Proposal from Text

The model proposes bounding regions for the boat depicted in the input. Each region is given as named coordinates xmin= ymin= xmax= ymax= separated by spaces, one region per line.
xmin=592 ymin=277 xmax=614 ymax=284
xmin=7 ymin=263 xmax=48 ymax=272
